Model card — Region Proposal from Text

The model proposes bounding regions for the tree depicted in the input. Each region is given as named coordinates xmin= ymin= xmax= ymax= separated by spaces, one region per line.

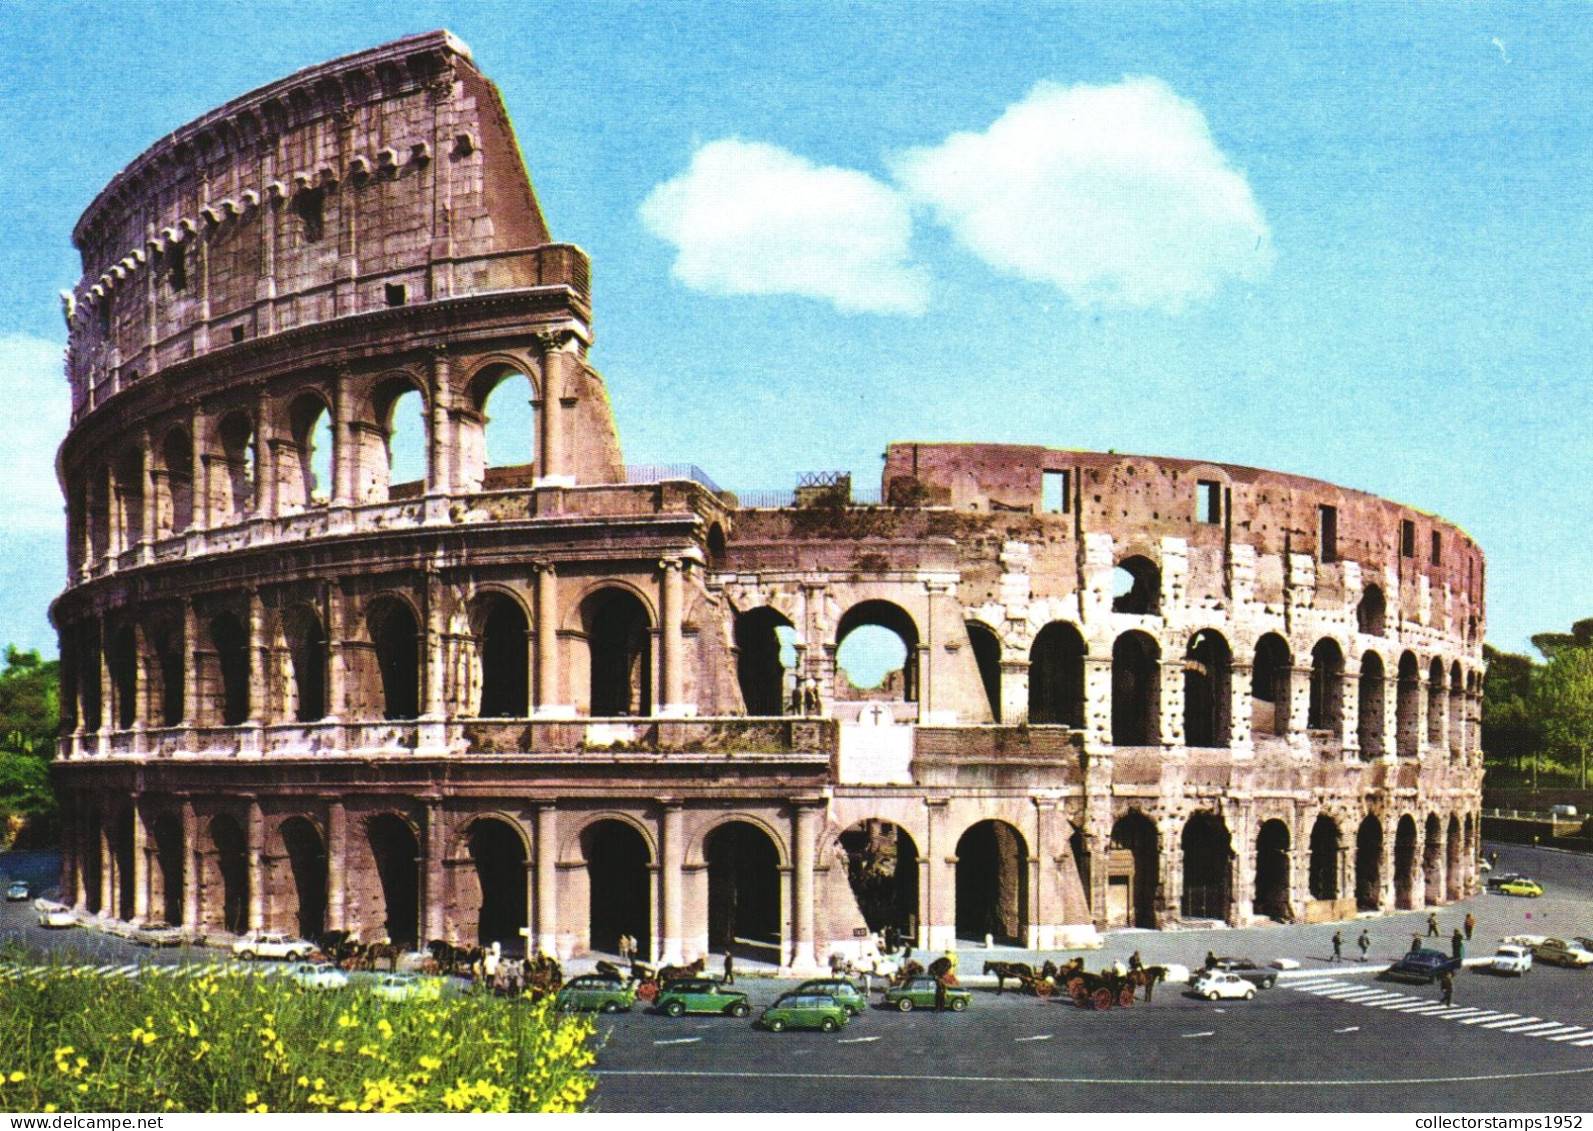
xmin=1531 ymin=644 xmax=1593 ymax=789
xmin=1482 ymin=644 xmax=1540 ymax=772
xmin=0 ymin=646 xmax=60 ymax=840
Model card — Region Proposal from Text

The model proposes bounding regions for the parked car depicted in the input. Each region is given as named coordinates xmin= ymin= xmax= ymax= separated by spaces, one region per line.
xmin=1384 ymin=948 xmax=1463 ymax=984
xmin=36 ymin=903 xmax=76 ymax=929
xmin=760 ymin=992 xmax=851 ymax=1032
xmin=131 ymin=923 xmax=186 ymax=947
xmin=554 ymin=975 xmax=636 ymax=1013
xmin=6 ymin=881 xmax=30 ymax=901
xmin=1497 ymin=877 xmax=1545 ymax=898
xmin=1532 ymin=938 xmax=1593 ymax=968
xmin=654 ymin=978 xmax=751 ymax=1017
xmin=793 ymin=978 xmax=869 ymax=1016
xmin=370 ymin=974 xmax=442 ymax=1002
xmin=1190 ymin=970 xmax=1256 ymax=1001
xmin=287 ymin=961 xmax=350 ymax=990
xmin=1486 ymin=872 xmax=1524 ymax=891
xmin=884 ymin=976 xmax=972 ymax=1013
xmin=1207 ymin=957 xmax=1278 ymax=989
xmin=1490 ymin=945 xmax=1533 ymax=976
xmin=231 ymin=932 xmax=315 ymax=960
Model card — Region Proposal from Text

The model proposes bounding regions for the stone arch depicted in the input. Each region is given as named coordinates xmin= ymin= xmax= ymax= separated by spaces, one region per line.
xmin=834 ymin=599 xmax=920 ymax=702
xmin=1181 ymin=811 xmax=1232 ymax=921
xmin=149 ymin=617 xmax=185 ymax=728
xmin=837 ymin=818 xmax=920 ymax=937
xmin=703 ymin=819 xmax=783 ymax=961
xmin=1254 ymin=818 xmax=1292 ymax=921
xmin=1446 ymin=814 xmax=1463 ymax=901
xmin=112 ymin=446 xmax=145 ymax=548
xmin=280 ymin=604 xmax=327 ymax=722
xmin=110 ymin=623 xmax=138 ymax=730
xmin=1309 ymin=638 xmax=1345 ymax=738
xmin=285 ymin=392 xmax=333 ymax=509
xmin=1358 ymin=584 xmax=1386 ymax=636
xmin=1396 ymin=652 xmax=1421 ymax=757
xmin=581 ymin=818 xmax=653 ymax=960
xmin=209 ymin=612 xmax=250 ymax=726
xmin=580 ymin=586 xmax=653 ymax=717
xmin=280 ymin=815 xmax=327 ymax=940
xmin=151 ymin=811 xmax=184 ymax=926
xmin=1251 ymin=633 xmax=1291 ymax=738
xmin=470 ymin=363 xmax=538 ymax=481
xmin=1394 ymin=814 xmax=1419 ymax=910
xmin=705 ymin=523 xmax=727 ymax=568
xmin=470 ymin=590 xmax=530 ymax=718
xmin=955 ymin=819 xmax=1028 ymax=944
xmin=158 ymin=426 xmax=194 ymax=535
xmin=1427 ymin=657 xmax=1447 ymax=747
xmin=966 ymin=620 xmax=1002 ymax=723
xmin=1029 ymin=620 xmax=1086 ymax=727
xmin=1184 ymin=629 xmax=1232 ymax=748
xmin=371 ymin=373 xmax=430 ymax=497
xmin=217 ymin=410 xmax=255 ymax=521
xmin=366 ymin=596 xmax=421 ymax=720
xmin=1112 ymin=554 xmax=1160 ymax=615
xmin=365 ymin=812 xmax=421 ymax=948
xmin=735 ymin=606 xmax=795 ymax=716
xmin=1357 ymin=651 xmax=1386 ymax=758
xmin=1423 ymin=812 xmax=1444 ymax=906
xmin=1112 ymin=630 xmax=1160 ymax=746
xmin=1308 ymin=814 xmax=1341 ymax=901
xmin=462 ymin=815 xmax=530 ymax=951
xmin=1108 ymin=810 xmax=1159 ymax=928
xmin=209 ymin=812 xmax=249 ymax=934
xmin=1355 ymin=814 xmax=1383 ymax=911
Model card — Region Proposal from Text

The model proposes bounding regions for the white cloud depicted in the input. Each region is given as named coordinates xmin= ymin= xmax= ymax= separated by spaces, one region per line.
xmin=0 ymin=333 xmax=69 ymax=533
xmin=639 ymin=139 xmax=930 ymax=315
xmin=891 ymin=78 xmax=1273 ymax=311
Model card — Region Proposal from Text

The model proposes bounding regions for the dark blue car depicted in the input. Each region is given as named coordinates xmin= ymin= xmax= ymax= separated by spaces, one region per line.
xmin=1384 ymin=948 xmax=1462 ymax=984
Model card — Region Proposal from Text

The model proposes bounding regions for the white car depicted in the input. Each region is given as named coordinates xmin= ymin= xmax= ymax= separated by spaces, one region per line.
xmin=1190 ymin=970 xmax=1256 ymax=1001
xmin=1490 ymin=944 xmax=1533 ymax=976
xmin=231 ymin=932 xmax=315 ymax=961
xmin=370 ymin=973 xmax=443 ymax=1002
xmin=35 ymin=901 xmax=76 ymax=929
xmin=286 ymin=961 xmax=349 ymax=990
xmin=1532 ymin=938 xmax=1593 ymax=968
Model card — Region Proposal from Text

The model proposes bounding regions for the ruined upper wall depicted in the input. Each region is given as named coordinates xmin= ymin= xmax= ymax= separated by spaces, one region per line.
xmin=64 ymin=31 xmax=585 ymax=419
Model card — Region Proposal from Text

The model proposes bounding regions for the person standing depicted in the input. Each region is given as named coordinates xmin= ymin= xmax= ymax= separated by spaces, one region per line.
xmin=1439 ymin=970 xmax=1455 ymax=1006
xmin=1452 ymin=928 xmax=1465 ymax=961
xmin=1331 ymin=930 xmax=1343 ymax=963
xmin=1358 ymin=929 xmax=1371 ymax=962
xmin=722 ymin=951 xmax=735 ymax=986
xmin=1464 ymin=913 xmax=1476 ymax=941
xmin=1427 ymin=912 xmax=1440 ymax=938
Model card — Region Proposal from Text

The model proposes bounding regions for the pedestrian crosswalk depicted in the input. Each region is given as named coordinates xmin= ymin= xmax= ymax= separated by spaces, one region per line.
xmin=1287 ymin=975 xmax=1593 ymax=1047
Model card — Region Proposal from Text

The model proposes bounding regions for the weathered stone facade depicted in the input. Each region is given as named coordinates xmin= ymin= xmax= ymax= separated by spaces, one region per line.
xmin=52 ymin=32 xmax=1484 ymax=972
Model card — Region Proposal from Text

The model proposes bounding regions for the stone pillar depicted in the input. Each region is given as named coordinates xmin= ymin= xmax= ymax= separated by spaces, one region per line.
xmin=534 ymin=803 xmax=558 ymax=957
xmin=536 ymin=333 xmax=572 ymax=486
xmin=999 ymin=658 xmax=1029 ymax=726
xmin=427 ymin=348 xmax=453 ymax=495
xmin=1229 ymin=661 xmax=1254 ymax=748
xmin=130 ymin=622 xmax=149 ymax=730
xmin=331 ymin=366 xmax=355 ymax=506
xmin=423 ymin=571 xmax=445 ymax=718
xmin=790 ymin=799 xmax=821 ymax=970
xmin=533 ymin=563 xmax=564 ymax=715
xmin=1083 ymin=657 xmax=1113 ymax=748
xmin=131 ymin=796 xmax=149 ymax=922
xmin=659 ymin=558 xmax=686 ymax=716
xmin=254 ymin=387 xmax=276 ymax=519
xmin=1339 ymin=666 xmax=1359 ymax=757
xmin=425 ymin=800 xmax=446 ymax=944
xmin=247 ymin=589 xmax=267 ymax=726
xmin=1381 ymin=676 xmax=1399 ymax=762
xmin=181 ymin=600 xmax=199 ymax=728
xmin=325 ymin=584 xmax=346 ymax=722
xmin=96 ymin=617 xmax=112 ymax=737
xmin=247 ymin=797 xmax=265 ymax=932
xmin=181 ymin=799 xmax=199 ymax=929
xmin=1159 ymin=659 xmax=1183 ymax=746
xmin=139 ymin=436 xmax=156 ymax=550
xmin=1288 ymin=665 xmax=1312 ymax=739
xmin=659 ymin=800 xmax=685 ymax=965
xmin=326 ymin=800 xmax=347 ymax=932
xmin=191 ymin=405 xmax=213 ymax=532
xmin=923 ymin=797 xmax=952 ymax=951
xmin=98 ymin=807 xmax=114 ymax=915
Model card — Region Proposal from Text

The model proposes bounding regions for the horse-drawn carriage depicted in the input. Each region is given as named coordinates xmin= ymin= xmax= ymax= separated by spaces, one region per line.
xmin=981 ymin=957 xmax=1169 ymax=1009
xmin=593 ymin=956 xmax=707 ymax=1002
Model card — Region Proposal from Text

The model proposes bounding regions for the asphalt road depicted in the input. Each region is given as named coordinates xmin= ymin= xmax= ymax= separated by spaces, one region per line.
xmin=4 ymin=842 xmax=1593 ymax=1112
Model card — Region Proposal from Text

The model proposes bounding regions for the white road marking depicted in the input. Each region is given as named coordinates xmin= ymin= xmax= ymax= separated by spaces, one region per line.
xmin=1457 ymin=1012 xmax=1509 ymax=1025
xmin=1568 ymin=1036 xmax=1593 ymax=1048
xmin=1547 ymin=1029 xmax=1593 ymax=1042
xmin=1381 ymin=1001 xmax=1439 ymax=1012
xmin=1477 ymin=1015 xmax=1531 ymax=1029
xmin=1513 ymin=1021 xmax=1573 ymax=1036
xmin=653 ymin=1037 xmax=701 ymax=1046
xmin=1399 ymin=1005 xmax=1452 ymax=1015
xmin=1334 ymin=1026 xmax=1360 ymax=1033
xmin=1182 ymin=1031 xmax=1215 ymax=1039
xmin=1014 ymin=1035 xmax=1052 ymax=1042
xmin=837 ymin=1037 xmax=881 ymax=1044
xmin=1492 ymin=1018 xmax=1550 ymax=1032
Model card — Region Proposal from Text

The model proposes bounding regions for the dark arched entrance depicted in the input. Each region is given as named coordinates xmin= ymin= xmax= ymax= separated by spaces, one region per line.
xmin=210 ymin=813 xmax=249 ymax=934
xmin=281 ymin=817 xmax=328 ymax=941
xmin=1252 ymin=633 xmax=1291 ymax=737
xmin=1181 ymin=812 xmax=1232 ymax=921
xmin=1446 ymin=815 xmax=1462 ymax=901
xmin=839 ymin=820 xmax=919 ymax=937
xmin=1309 ymin=639 xmax=1344 ymax=738
xmin=1423 ymin=813 xmax=1443 ymax=907
xmin=735 ymin=606 xmax=794 ymax=716
xmin=1112 ymin=631 xmax=1160 ymax=745
xmin=1355 ymin=815 xmax=1383 ymax=911
xmin=368 ymin=601 xmax=420 ymax=720
xmin=1358 ymin=653 xmax=1385 ymax=758
xmin=966 ymin=622 xmax=1002 ymax=722
xmin=82 ymin=811 xmax=103 ymax=914
xmin=152 ymin=813 xmax=184 ymax=926
xmin=367 ymin=814 xmax=420 ymax=948
xmin=1254 ymin=819 xmax=1291 ymax=921
xmin=1394 ymin=814 xmax=1418 ymax=909
xmin=476 ymin=595 xmax=529 ymax=718
xmin=1029 ymin=621 xmax=1085 ymax=726
xmin=467 ymin=818 xmax=528 ymax=952
xmin=1396 ymin=653 xmax=1421 ymax=758
xmin=281 ymin=606 xmax=327 ymax=722
xmin=1184 ymin=630 xmax=1231 ymax=747
xmin=1108 ymin=812 xmax=1159 ymax=928
xmin=584 ymin=588 xmax=653 ymax=716
xmin=584 ymin=820 xmax=653 ymax=960
xmin=112 ymin=808 xmax=136 ymax=920
xmin=705 ymin=821 xmax=781 ymax=961
xmin=1308 ymin=815 xmax=1340 ymax=901
xmin=211 ymin=613 xmax=250 ymax=726
xmin=955 ymin=820 xmax=1027 ymax=945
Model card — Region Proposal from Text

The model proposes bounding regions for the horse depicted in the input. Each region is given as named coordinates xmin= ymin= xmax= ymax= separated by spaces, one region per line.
xmin=1132 ymin=965 xmax=1170 ymax=1003
xmin=983 ymin=960 xmax=1034 ymax=995
xmin=655 ymin=957 xmax=706 ymax=985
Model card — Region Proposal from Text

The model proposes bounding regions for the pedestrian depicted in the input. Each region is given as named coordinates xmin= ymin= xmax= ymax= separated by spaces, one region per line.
xmin=1452 ymin=928 xmax=1465 ymax=961
xmin=1427 ymin=912 xmax=1440 ymax=938
xmin=1357 ymin=929 xmax=1371 ymax=962
xmin=935 ymin=973 xmax=949 ymax=1011
xmin=1205 ymin=951 xmax=1218 ymax=971
xmin=1331 ymin=930 xmax=1343 ymax=963
xmin=1128 ymin=950 xmax=1143 ymax=972
xmin=722 ymin=951 xmax=735 ymax=986
xmin=1439 ymin=970 xmax=1454 ymax=1007
xmin=1464 ymin=913 xmax=1476 ymax=941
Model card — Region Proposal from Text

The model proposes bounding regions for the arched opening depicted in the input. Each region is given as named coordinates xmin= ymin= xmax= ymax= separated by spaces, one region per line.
xmin=366 ymin=814 xmax=420 ymax=948
xmin=1112 ymin=555 xmax=1160 ymax=615
xmin=1112 ymin=631 xmax=1160 ymax=746
xmin=87 ymin=474 xmax=111 ymax=561
xmin=1357 ymin=652 xmax=1385 ymax=758
xmin=467 ymin=818 xmax=528 ymax=952
xmin=112 ymin=808 xmax=136 ymax=920
xmin=1427 ymin=658 xmax=1447 ymax=747
xmin=966 ymin=621 xmax=1002 ymax=722
xmin=734 ymin=606 xmax=795 ymax=716
xmin=110 ymin=625 xmax=138 ymax=730
xmin=78 ymin=622 xmax=103 ymax=732
xmin=1450 ymin=662 xmax=1465 ymax=753
xmin=475 ymin=593 xmax=529 ymax=718
xmin=1357 ymin=584 xmax=1386 ymax=636
xmin=1309 ymin=638 xmax=1344 ymax=738
xmin=113 ymin=448 xmax=145 ymax=549
xmin=1251 ymin=633 xmax=1291 ymax=738
xmin=705 ymin=821 xmax=781 ymax=961
xmin=1183 ymin=629 xmax=1231 ymax=747
xmin=377 ymin=381 xmax=428 ymax=495
xmin=955 ymin=820 xmax=1028 ymax=945
xmin=1422 ymin=813 xmax=1443 ymax=907
xmin=582 ymin=588 xmax=652 ymax=716
xmin=1108 ymin=811 xmax=1158 ymax=928
xmin=1029 ymin=621 xmax=1086 ymax=726
xmin=584 ymin=820 xmax=653 ymax=960
xmin=281 ymin=605 xmax=327 ymax=722
xmin=834 ymin=601 xmax=919 ymax=703
xmin=1393 ymin=814 xmax=1418 ymax=909
xmin=1069 ymin=825 xmax=1092 ymax=914
xmin=152 ymin=621 xmax=184 ymax=727
xmin=1181 ymin=812 xmax=1232 ymax=921
xmin=1308 ymin=815 xmax=1340 ymax=900
xmin=1396 ymin=652 xmax=1421 ymax=757
xmin=1446 ymin=815 xmax=1462 ymax=900
xmin=367 ymin=599 xmax=420 ymax=720
xmin=1254 ymin=819 xmax=1291 ymax=921
xmin=210 ymin=813 xmax=249 ymax=935
xmin=160 ymin=428 xmax=194 ymax=534
xmin=217 ymin=412 xmax=255 ymax=522
xmin=281 ymin=816 xmax=327 ymax=941
xmin=838 ymin=820 xmax=919 ymax=937
xmin=210 ymin=613 xmax=250 ymax=726
xmin=151 ymin=813 xmax=184 ymax=926
xmin=1355 ymin=815 xmax=1383 ymax=910
xmin=288 ymin=394 xmax=333 ymax=509
xmin=706 ymin=524 xmax=727 ymax=567
xmin=479 ymin=369 xmax=536 ymax=476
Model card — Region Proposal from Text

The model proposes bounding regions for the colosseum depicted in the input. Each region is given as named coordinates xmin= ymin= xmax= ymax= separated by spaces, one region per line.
xmin=50 ymin=31 xmax=1486 ymax=972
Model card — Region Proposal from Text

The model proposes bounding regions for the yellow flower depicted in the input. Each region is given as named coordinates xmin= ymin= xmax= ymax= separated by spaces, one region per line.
xmin=245 ymin=1091 xmax=258 ymax=1105
xmin=7 ymin=1072 xmax=24 ymax=1083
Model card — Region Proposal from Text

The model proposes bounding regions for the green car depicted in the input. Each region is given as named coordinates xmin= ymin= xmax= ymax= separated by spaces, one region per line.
xmin=760 ymin=992 xmax=851 ymax=1033
xmin=794 ymin=978 xmax=869 ymax=1016
xmin=885 ymin=976 xmax=971 ymax=1013
xmin=554 ymin=975 xmax=636 ymax=1013
xmin=654 ymin=978 xmax=752 ymax=1017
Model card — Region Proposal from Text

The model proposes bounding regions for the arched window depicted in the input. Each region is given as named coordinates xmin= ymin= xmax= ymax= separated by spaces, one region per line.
xmin=217 ymin=412 xmax=255 ymax=522
xmin=1029 ymin=621 xmax=1085 ymax=726
xmin=1355 ymin=815 xmax=1382 ymax=910
xmin=955 ymin=820 xmax=1028 ymax=944
xmin=1112 ymin=631 xmax=1160 ymax=746
xmin=475 ymin=593 xmax=529 ymax=718
xmin=112 ymin=449 xmax=145 ymax=549
xmin=734 ymin=607 xmax=795 ymax=716
xmin=965 ymin=621 xmax=1002 ymax=722
xmin=372 ymin=379 xmax=428 ymax=499
xmin=1357 ymin=652 xmax=1385 ymax=758
xmin=1357 ymin=584 xmax=1386 ymax=636
xmin=1427 ymin=658 xmax=1447 ymax=747
xmin=281 ymin=605 xmax=328 ymax=722
xmin=1308 ymin=815 xmax=1340 ymax=900
xmin=1112 ymin=556 xmax=1160 ymax=615
xmin=481 ymin=370 xmax=535 ymax=477
xmin=1183 ymin=630 xmax=1231 ymax=747
xmin=1251 ymin=633 xmax=1291 ymax=738
xmin=159 ymin=428 xmax=194 ymax=535
xmin=210 ymin=613 xmax=250 ymax=726
xmin=110 ymin=625 xmax=138 ymax=730
xmin=834 ymin=601 xmax=919 ymax=703
xmin=288 ymin=394 xmax=333 ymax=509
xmin=582 ymin=588 xmax=652 ymax=717
xmin=1181 ymin=812 xmax=1232 ymax=921
xmin=368 ymin=599 xmax=421 ymax=720
xmin=1309 ymin=639 xmax=1344 ymax=738
xmin=1396 ymin=652 xmax=1421 ymax=757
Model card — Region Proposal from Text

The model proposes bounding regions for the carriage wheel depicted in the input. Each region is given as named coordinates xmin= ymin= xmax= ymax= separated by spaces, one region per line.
xmin=1092 ymin=987 xmax=1113 ymax=1011
xmin=1067 ymin=977 xmax=1086 ymax=998
xmin=637 ymin=980 xmax=659 ymax=1002
xmin=1033 ymin=980 xmax=1053 ymax=998
xmin=1118 ymin=987 xmax=1135 ymax=1008
xmin=1070 ymin=985 xmax=1089 ymax=1007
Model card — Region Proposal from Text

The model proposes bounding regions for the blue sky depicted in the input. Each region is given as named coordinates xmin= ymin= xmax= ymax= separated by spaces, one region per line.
xmin=2 ymin=2 xmax=1589 ymax=660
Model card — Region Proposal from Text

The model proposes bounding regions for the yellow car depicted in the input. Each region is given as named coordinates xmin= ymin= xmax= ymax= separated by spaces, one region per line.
xmin=1498 ymin=877 xmax=1544 ymax=898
